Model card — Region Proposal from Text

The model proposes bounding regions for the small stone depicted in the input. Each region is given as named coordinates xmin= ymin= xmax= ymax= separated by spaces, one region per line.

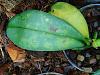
xmin=85 ymin=53 xmax=91 ymax=58
xmin=96 ymin=55 xmax=100 ymax=60
xmin=69 ymin=52 xmax=77 ymax=59
xmin=56 ymin=65 xmax=60 ymax=67
xmin=62 ymin=63 xmax=67 ymax=67
xmin=14 ymin=62 xmax=22 ymax=68
xmin=83 ymin=67 xmax=93 ymax=73
xmin=94 ymin=21 xmax=98 ymax=28
xmin=89 ymin=58 xmax=96 ymax=64
xmin=64 ymin=65 xmax=74 ymax=73
xmin=77 ymin=62 xmax=82 ymax=67
xmin=77 ymin=55 xmax=85 ymax=62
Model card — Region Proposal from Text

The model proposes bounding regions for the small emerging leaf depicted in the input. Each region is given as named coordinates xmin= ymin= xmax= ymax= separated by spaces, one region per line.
xmin=92 ymin=38 xmax=100 ymax=48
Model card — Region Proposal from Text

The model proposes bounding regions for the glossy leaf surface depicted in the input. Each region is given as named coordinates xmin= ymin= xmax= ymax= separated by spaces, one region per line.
xmin=50 ymin=2 xmax=89 ymax=39
xmin=7 ymin=10 xmax=85 ymax=51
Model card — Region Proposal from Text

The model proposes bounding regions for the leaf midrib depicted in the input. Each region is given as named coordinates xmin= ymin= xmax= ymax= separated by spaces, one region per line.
xmin=8 ymin=26 xmax=80 ymax=40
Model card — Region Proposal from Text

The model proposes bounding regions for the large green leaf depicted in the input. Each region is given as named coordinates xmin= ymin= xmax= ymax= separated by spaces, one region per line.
xmin=6 ymin=10 xmax=85 ymax=51
xmin=49 ymin=2 xmax=89 ymax=39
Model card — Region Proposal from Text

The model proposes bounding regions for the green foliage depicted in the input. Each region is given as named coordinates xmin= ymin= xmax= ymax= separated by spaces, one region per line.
xmin=92 ymin=39 xmax=100 ymax=48
xmin=6 ymin=2 xmax=100 ymax=74
xmin=6 ymin=2 xmax=100 ymax=51
xmin=49 ymin=2 xmax=89 ymax=39
xmin=92 ymin=70 xmax=100 ymax=75
xmin=6 ymin=10 xmax=85 ymax=51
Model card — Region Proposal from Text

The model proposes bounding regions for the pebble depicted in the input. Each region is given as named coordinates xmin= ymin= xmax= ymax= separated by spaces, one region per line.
xmin=77 ymin=55 xmax=85 ymax=62
xmin=94 ymin=21 xmax=98 ymax=28
xmin=89 ymin=58 xmax=96 ymax=64
xmin=62 ymin=63 xmax=67 ymax=67
xmin=14 ymin=62 xmax=22 ymax=68
xmin=77 ymin=62 xmax=82 ymax=67
xmin=83 ymin=67 xmax=93 ymax=73
xmin=96 ymin=55 xmax=100 ymax=60
xmin=64 ymin=65 xmax=74 ymax=73
xmin=56 ymin=65 xmax=60 ymax=67
xmin=85 ymin=53 xmax=91 ymax=58
xmin=69 ymin=52 xmax=77 ymax=59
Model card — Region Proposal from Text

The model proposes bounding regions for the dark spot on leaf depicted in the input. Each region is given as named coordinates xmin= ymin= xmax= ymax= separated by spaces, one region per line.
xmin=63 ymin=39 xmax=66 ymax=43
xmin=49 ymin=26 xmax=58 ymax=32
